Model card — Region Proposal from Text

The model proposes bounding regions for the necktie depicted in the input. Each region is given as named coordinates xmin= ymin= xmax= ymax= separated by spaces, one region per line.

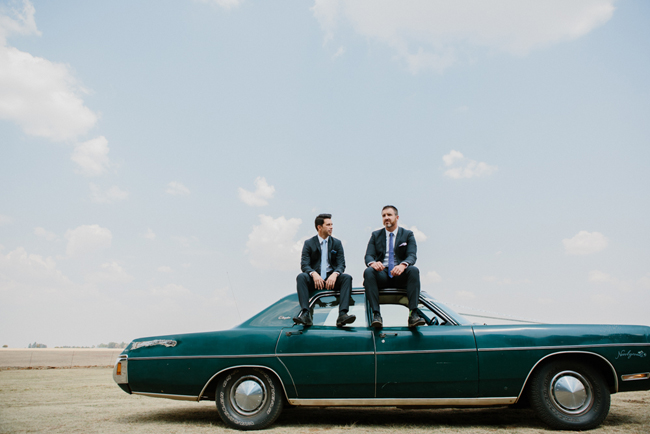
xmin=320 ymin=239 xmax=328 ymax=279
xmin=388 ymin=232 xmax=394 ymax=278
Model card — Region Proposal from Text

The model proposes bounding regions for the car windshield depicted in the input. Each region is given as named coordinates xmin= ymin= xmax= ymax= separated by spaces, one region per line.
xmin=421 ymin=292 xmax=472 ymax=325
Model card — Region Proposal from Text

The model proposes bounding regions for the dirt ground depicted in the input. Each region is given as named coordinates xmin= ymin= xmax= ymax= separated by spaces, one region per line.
xmin=1 ymin=367 xmax=648 ymax=434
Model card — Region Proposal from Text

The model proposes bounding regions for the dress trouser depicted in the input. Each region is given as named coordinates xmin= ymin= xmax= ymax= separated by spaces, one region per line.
xmin=296 ymin=272 xmax=353 ymax=312
xmin=363 ymin=265 xmax=420 ymax=313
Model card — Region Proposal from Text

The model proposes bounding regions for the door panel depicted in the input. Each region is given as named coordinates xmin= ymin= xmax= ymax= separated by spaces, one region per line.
xmin=374 ymin=301 xmax=478 ymax=398
xmin=276 ymin=293 xmax=375 ymax=398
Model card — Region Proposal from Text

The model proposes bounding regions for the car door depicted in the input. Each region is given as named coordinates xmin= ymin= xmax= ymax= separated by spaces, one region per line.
xmin=275 ymin=292 xmax=375 ymax=398
xmin=374 ymin=296 xmax=479 ymax=398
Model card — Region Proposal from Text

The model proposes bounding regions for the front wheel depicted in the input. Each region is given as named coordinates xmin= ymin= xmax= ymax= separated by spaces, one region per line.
xmin=529 ymin=360 xmax=610 ymax=430
xmin=215 ymin=368 xmax=284 ymax=430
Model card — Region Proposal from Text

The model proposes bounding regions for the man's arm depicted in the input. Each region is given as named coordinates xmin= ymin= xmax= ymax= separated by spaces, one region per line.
xmin=402 ymin=230 xmax=417 ymax=266
xmin=332 ymin=239 xmax=346 ymax=275
xmin=300 ymin=239 xmax=316 ymax=274
xmin=364 ymin=232 xmax=378 ymax=266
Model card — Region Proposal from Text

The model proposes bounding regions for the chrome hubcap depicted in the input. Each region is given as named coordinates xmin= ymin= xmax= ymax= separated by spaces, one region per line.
xmin=231 ymin=376 xmax=266 ymax=415
xmin=550 ymin=370 xmax=592 ymax=414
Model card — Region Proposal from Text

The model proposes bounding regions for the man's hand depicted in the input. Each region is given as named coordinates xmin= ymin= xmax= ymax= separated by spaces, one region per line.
xmin=390 ymin=263 xmax=407 ymax=277
xmin=325 ymin=273 xmax=338 ymax=290
xmin=370 ymin=261 xmax=385 ymax=271
xmin=312 ymin=273 xmax=325 ymax=290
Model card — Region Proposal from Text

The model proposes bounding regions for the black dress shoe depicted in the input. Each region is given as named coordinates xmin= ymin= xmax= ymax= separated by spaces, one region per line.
xmin=336 ymin=312 xmax=356 ymax=327
xmin=408 ymin=311 xmax=426 ymax=327
xmin=293 ymin=309 xmax=313 ymax=326
xmin=371 ymin=312 xmax=383 ymax=328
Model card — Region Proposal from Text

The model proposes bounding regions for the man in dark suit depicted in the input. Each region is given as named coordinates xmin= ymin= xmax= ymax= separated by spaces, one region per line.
xmin=363 ymin=205 xmax=425 ymax=328
xmin=294 ymin=213 xmax=355 ymax=327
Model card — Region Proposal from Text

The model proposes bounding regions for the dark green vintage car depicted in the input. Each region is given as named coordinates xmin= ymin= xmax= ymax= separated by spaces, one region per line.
xmin=113 ymin=289 xmax=650 ymax=430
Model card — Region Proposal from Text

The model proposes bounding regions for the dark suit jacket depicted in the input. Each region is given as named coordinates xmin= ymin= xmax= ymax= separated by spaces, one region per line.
xmin=301 ymin=235 xmax=346 ymax=276
xmin=364 ymin=227 xmax=417 ymax=267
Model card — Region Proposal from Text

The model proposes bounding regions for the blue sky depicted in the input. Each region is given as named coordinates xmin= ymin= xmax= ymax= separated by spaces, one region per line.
xmin=1 ymin=0 xmax=648 ymax=347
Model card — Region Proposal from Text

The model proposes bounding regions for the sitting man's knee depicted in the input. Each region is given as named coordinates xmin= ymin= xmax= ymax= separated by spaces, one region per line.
xmin=406 ymin=265 xmax=419 ymax=276
xmin=363 ymin=267 xmax=376 ymax=279
xmin=339 ymin=273 xmax=352 ymax=283
xmin=297 ymin=272 xmax=310 ymax=283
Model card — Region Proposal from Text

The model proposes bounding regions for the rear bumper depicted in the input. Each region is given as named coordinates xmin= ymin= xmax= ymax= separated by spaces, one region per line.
xmin=113 ymin=355 xmax=131 ymax=394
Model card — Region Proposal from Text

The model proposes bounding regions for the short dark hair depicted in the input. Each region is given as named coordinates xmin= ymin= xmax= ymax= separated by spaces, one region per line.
xmin=382 ymin=205 xmax=398 ymax=215
xmin=314 ymin=213 xmax=332 ymax=230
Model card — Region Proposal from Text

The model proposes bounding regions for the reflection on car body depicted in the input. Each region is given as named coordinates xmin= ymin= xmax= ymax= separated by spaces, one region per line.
xmin=114 ymin=288 xmax=650 ymax=430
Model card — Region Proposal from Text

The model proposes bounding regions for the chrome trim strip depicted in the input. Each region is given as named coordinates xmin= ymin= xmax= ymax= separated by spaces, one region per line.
xmin=621 ymin=372 xmax=650 ymax=382
xmin=376 ymin=349 xmax=476 ymax=356
xmin=127 ymin=354 xmax=277 ymax=361
xmin=480 ymin=343 xmax=650 ymax=352
xmin=516 ymin=351 xmax=619 ymax=401
xmin=132 ymin=392 xmax=197 ymax=401
xmin=197 ymin=365 xmax=291 ymax=403
xmin=278 ymin=351 xmax=375 ymax=357
xmin=287 ymin=397 xmax=516 ymax=407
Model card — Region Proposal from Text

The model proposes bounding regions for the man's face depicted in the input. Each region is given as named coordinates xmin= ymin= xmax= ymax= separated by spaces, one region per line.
xmin=382 ymin=208 xmax=398 ymax=231
xmin=317 ymin=219 xmax=333 ymax=238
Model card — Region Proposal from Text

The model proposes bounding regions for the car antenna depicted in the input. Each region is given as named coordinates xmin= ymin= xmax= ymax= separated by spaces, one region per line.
xmin=226 ymin=272 xmax=242 ymax=321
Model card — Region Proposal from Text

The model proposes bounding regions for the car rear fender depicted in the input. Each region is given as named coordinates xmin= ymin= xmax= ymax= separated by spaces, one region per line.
xmin=517 ymin=351 xmax=618 ymax=402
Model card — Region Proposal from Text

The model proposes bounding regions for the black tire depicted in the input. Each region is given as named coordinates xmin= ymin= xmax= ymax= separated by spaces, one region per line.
xmin=529 ymin=360 xmax=610 ymax=430
xmin=215 ymin=368 xmax=284 ymax=430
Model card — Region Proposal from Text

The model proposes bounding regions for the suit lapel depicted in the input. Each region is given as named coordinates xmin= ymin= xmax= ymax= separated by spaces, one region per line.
xmin=377 ymin=229 xmax=387 ymax=259
xmin=395 ymin=227 xmax=405 ymax=247
xmin=327 ymin=237 xmax=333 ymax=262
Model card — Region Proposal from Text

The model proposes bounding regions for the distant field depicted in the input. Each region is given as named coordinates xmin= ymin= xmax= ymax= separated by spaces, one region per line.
xmin=0 ymin=348 xmax=123 ymax=368
xmin=0 ymin=351 xmax=648 ymax=434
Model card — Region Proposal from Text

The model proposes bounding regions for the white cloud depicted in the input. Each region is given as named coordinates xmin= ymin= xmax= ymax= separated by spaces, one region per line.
xmin=443 ymin=150 xmax=497 ymax=179
xmin=401 ymin=224 xmax=427 ymax=242
xmin=157 ymin=266 xmax=173 ymax=273
xmin=196 ymin=0 xmax=244 ymax=10
xmin=563 ymin=231 xmax=608 ymax=255
xmin=0 ymin=246 xmax=74 ymax=295
xmin=65 ymin=224 xmax=112 ymax=257
xmin=587 ymin=270 xmax=642 ymax=294
xmin=86 ymin=262 xmax=133 ymax=285
xmin=422 ymin=270 xmax=442 ymax=284
xmin=0 ymin=214 xmax=12 ymax=225
xmin=34 ymin=226 xmax=57 ymax=241
xmin=89 ymin=183 xmax=128 ymax=204
xmin=166 ymin=181 xmax=190 ymax=196
xmin=0 ymin=1 xmax=98 ymax=141
xmin=238 ymin=176 xmax=275 ymax=207
xmin=312 ymin=0 xmax=615 ymax=73
xmin=332 ymin=46 xmax=345 ymax=59
xmin=588 ymin=270 xmax=615 ymax=283
xmin=246 ymin=215 xmax=303 ymax=271
xmin=172 ymin=235 xmax=198 ymax=248
xmin=71 ymin=136 xmax=110 ymax=176
xmin=142 ymin=228 xmax=156 ymax=240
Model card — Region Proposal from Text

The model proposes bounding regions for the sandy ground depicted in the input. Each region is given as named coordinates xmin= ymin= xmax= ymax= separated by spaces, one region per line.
xmin=0 ymin=350 xmax=648 ymax=433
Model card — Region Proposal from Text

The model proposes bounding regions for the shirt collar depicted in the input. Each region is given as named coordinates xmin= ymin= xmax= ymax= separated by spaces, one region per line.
xmin=318 ymin=234 xmax=329 ymax=244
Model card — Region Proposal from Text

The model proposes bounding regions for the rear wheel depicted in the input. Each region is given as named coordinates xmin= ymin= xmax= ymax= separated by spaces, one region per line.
xmin=529 ymin=360 xmax=610 ymax=430
xmin=215 ymin=368 xmax=283 ymax=430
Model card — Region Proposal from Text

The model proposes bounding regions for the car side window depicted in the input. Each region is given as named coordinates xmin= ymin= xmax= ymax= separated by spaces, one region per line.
xmin=310 ymin=293 xmax=367 ymax=327
xmin=378 ymin=294 xmax=445 ymax=327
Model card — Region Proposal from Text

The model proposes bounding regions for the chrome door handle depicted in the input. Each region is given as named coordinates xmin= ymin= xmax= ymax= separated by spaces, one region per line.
xmin=379 ymin=333 xmax=398 ymax=338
